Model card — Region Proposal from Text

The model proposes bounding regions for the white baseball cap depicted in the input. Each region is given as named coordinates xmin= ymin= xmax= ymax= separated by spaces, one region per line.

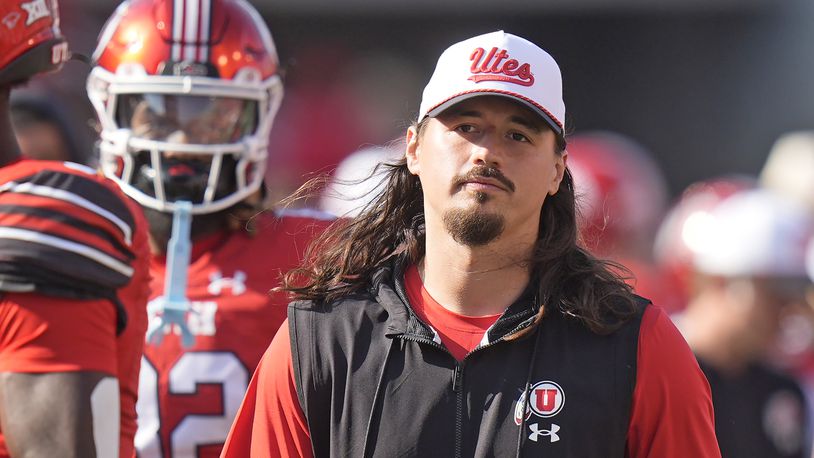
xmin=418 ymin=30 xmax=565 ymax=136
xmin=692 ymin=189 xmax=814 ymax=278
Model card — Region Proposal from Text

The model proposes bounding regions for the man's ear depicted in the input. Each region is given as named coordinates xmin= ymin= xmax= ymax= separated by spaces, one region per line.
xmin=549 ymin=151 xmax=567 ymax=196
xmin=405 ymin=125 xmax=420 ymax=176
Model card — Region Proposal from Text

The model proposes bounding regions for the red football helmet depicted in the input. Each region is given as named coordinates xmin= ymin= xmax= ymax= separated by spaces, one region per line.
xmin=0 ymin=0 xmax=69 ymax=85
xmin=87 ymin=0 xmax=283 ymax=214
xmin=567 ymin=131 xmax=669 ymax=256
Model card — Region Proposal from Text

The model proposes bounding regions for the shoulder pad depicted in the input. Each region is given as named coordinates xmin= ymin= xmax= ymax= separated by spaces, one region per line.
xmin=0 ymin=162 xmax=138 ymax=333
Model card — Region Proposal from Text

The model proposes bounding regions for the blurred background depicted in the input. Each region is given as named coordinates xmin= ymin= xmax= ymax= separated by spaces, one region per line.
xmin=18 ymin=1 xmax=814 ymax=456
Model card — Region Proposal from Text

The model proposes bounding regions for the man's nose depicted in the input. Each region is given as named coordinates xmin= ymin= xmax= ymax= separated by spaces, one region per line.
xmin=470 ymin=133 xmax=503 ymax=168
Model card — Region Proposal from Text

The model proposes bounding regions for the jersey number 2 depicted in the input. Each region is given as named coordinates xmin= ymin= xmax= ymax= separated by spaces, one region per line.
xmin=135 ymin=352 xmax=249 ymax=457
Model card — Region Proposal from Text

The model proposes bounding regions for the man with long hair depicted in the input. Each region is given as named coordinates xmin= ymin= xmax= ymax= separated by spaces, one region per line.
xmin=222 ymin=31 xmax=720 ymax=457
xmin=0 ymin=1 xmax=151 ymax=456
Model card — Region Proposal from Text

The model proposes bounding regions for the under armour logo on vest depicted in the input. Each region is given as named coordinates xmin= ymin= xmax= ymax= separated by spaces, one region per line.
xmin=208 ymin=270 xmax=246 ymax=295
xmin=528 ymin=423 xmax=560 ymax=443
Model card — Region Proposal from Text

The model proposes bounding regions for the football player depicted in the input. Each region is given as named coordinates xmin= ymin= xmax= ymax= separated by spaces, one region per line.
xmin=87 ymin=1 xmax=331 ymax=456
xmin=0 ymin=1 xmax=151 ymax=457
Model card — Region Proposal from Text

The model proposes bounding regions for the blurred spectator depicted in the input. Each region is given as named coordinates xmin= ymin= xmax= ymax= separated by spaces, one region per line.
xmin=760 ymin=132 xmax=814 ymax=448
xmin=319 ymin=142 xmax=403 ymax=217
xmin=653 ymin=175 xmax=757 ymax=311
xmin=675 ymin=189 xmax=812 ymax=458
xmin=567 ymin=131 xmax=680 ymax=311
xmin=10 ymin=93 xmax=85 ymax=163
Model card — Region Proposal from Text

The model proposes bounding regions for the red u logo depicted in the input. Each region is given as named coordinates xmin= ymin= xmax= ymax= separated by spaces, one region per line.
xmin=535 ymin=389 xmax=558 ymax=412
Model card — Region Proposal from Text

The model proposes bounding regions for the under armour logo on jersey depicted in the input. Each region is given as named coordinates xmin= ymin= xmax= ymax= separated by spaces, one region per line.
xmin=208 ymin=270 xmax=246 ymax=296
xmin=2 ymin=12 xmax=21 ymax=29
xmin=21 ymin=0 xmax=50 ymax=26
xmin=528 ymin=423 xmax=560 ymax=443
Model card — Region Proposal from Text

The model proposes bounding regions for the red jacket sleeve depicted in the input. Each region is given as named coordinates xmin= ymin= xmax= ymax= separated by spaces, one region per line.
xmin=221 ymin=319 xmax=313 ymax=458
xmin=626 ymin=305 xmax=721 ymax=457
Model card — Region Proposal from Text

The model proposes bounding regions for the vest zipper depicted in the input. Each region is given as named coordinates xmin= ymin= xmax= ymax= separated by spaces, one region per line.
xmin=467 ymin=318 xmax=535 ymax=355
xmin=452 ymin=363 xmax=463 ymax=392
xmin=398 ymin=334 xmax=447 ymax=352
xmin=396 ymin=316 xmax=536 ymax=458
xmin=453 ymin=362 xmax=464 ymax=458
xmin=398 ymin=335 xmax=466 ymax=457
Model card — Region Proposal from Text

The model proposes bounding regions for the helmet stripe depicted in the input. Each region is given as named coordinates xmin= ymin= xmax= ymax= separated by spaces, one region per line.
xmin=171 ymin=0 xmax=184 ymax=61
xmin=198 ymin=0 xmax=211 ymax=62
xmin=182 ymin=0 xmax=199 ymax=61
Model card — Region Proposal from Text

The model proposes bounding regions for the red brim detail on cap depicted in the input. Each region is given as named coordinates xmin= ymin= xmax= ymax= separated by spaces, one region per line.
xmin=424 ymin=88 xmax=563 ymax=135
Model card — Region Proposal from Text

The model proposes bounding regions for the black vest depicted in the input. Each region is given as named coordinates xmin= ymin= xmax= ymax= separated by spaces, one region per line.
xmin=290 ymin=265 xmax=647 ymax=458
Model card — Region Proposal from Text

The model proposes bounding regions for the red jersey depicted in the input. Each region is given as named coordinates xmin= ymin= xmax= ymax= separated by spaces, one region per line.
xmin=0 ymin=159 xmax=151 ymax=458
xmin=135 ymin=209 xmax=330 ymax=458
xmin=223 ymin=266 xmax=719 ymax=458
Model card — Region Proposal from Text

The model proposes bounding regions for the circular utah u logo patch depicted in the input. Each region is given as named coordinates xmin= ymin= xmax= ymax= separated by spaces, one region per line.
xmin=514 ymin=380 xmax=566 ymax=425
xmin=529 ymin=381 xmax=565 ymax=418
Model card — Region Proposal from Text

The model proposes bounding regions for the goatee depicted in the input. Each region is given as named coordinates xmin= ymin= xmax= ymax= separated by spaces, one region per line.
xmin=443 ymin=201 xmax=505 ymax=246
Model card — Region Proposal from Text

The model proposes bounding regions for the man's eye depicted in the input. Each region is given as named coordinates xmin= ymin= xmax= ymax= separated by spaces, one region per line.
xmin=456 ymin=124 xmax=476 ymax=133
xmin=509 ymin=132 xmax=530 ymax=142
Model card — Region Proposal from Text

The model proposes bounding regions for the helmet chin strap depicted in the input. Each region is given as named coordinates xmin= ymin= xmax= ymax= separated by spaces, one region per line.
xmin=146 ymin=200 xmax=196 ymax=348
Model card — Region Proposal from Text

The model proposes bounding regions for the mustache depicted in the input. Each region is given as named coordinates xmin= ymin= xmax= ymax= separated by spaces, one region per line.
xmin=453 ymin=166 xmax=515 ymax=193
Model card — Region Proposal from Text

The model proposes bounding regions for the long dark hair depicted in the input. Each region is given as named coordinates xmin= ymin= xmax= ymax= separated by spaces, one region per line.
xmin=282 ymin=121 xmax=638 ymax=335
